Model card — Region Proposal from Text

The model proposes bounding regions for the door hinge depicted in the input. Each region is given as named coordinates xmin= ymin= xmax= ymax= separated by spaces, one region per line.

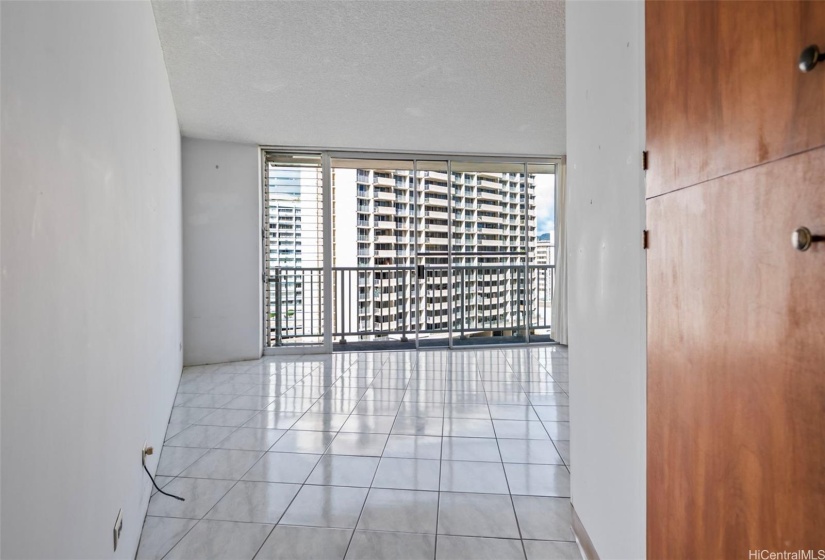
xmin=642 ymin=151 xmax=649 ymax=171
xmin=643 ymin=229 xmax=650 ymax=249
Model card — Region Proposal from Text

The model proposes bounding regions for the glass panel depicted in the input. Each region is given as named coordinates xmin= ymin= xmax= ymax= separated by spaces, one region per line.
xmin=444 ymin=162 xmax=527 ymax=346
xmin=264 ymin=153 xmax=324 ymax=347
xmin=330 ymin=159 xmax=417 ymax=350
xmin=528 ymin=163 xmax=556 ymax=341
xmin=416 ymin=161 xmax=451 ymax=348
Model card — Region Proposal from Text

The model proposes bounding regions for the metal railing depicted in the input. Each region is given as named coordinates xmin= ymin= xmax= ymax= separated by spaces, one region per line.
xmin=266 ymin=264 xmax=554 ymax=346
xmin=266 ymin=267 xmax=325 ymax=347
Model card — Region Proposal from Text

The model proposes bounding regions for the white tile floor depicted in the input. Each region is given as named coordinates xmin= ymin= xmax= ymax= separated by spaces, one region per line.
xmin=137 ymin=346 xmax=578 ymax=560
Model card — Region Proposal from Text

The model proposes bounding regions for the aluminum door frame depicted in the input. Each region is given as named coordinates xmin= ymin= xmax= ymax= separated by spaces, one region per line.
xmin=261 ymin=147 xmax=562 ymax=355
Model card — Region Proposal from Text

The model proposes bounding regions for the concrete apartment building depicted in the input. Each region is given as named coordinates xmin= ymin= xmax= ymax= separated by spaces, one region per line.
xmin=537 ymin=233 xmax=555 ymax=266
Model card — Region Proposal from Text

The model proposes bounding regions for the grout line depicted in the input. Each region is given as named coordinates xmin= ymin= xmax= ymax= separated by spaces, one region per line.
xmin=341 ymin=352 xmax=409 ymax=559
xmin=480 ymin=349 xmax=530 ymax=560
xmin=432 ymin=354 xmax=450 ymax=560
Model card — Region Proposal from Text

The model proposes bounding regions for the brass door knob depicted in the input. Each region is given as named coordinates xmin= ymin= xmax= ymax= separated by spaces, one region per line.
xmin=799 ymin=45 xmax=825 ymax=73
xmin=792 ymin=227 xmax=825 ymax=251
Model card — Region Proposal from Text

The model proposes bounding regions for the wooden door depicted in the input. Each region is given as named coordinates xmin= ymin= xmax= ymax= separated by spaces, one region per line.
xmin=646 ymin=2 xmax=825 ymax=558
xmin=646 ymin=1 xmax=825 ymax=197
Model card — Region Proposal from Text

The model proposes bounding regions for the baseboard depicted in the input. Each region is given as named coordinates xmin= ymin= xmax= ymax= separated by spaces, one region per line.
xmin=572 ymin=504 xmax=601 ymax=560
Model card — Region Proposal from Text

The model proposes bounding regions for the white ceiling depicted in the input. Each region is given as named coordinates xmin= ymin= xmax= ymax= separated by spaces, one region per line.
xmin=152 ymin=0 xmax=565 ymax=156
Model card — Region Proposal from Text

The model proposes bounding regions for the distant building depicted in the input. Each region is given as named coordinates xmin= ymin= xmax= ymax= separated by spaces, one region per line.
xmin=536 ymin=232 xmax=555 ymax=266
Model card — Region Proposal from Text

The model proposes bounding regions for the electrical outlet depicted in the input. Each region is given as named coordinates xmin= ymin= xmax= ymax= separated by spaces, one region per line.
xmin=113 ymin=508 xmax=123 ymax=551
xmin=142 ymin=442 xmax=154 ymax=466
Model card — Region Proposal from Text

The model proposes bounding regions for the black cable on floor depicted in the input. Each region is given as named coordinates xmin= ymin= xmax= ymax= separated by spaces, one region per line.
xmin=143 ymin=462 xmax=185 ymax=501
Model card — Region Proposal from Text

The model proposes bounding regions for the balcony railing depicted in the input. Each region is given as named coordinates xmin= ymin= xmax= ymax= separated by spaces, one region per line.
xmin=265 ymin=267 xmax=324 ymax=346
xmin=266 ymin=264 xmax=555 ymax=346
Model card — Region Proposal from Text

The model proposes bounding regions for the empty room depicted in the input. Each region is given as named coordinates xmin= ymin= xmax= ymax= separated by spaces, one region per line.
xmin=1 ymin=1 xmax=823 ymax=559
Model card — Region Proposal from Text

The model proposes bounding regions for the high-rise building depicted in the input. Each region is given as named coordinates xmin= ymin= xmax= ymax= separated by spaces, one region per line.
xmin=536 ymin=233 xmax=555 ymax=266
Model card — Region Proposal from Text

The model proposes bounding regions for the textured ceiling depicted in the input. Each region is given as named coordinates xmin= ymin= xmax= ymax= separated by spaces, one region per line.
xmin=152 ymin=0 xmax=565 ymax=155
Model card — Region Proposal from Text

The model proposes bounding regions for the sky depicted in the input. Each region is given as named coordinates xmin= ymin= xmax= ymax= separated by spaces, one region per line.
xmin=534 ymin=173 xmax=555 ymax=236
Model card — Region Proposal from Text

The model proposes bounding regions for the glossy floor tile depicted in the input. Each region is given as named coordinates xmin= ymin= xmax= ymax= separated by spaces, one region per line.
xmin=504 ymin=463 xmax=571 ymax=497
xmin=346 ymin=530 xmax=435 ymax=560
xmin=136 ymin=517 xmax=198 ymax=560
xmin=435 ymin=535 xmax=526 ymax=560
xmin=146 ymin=477 xmax=236 ymax=519
xmin=216 ymin=428 xmax=286 ymax=451
xmin=443 ymin=418 xmax=496 ymax=438
xmin=357 ymin=488 xmax=438 ymax=534
xmin=270 ymin=430 xmax=336 ymax=454
xmin=305 ymin=455 xmax=380 ymax=488
xmin=138 ymin=346 xmax=574 ymax=559
xmin=497 ymin=439 xmax=565 ymax=465
xmin=523 ymin=540 xmax=583 ymax=560
xmin=243 ymin=452 xmax=321 ymax=484
xmin=437 ymin=492 xmax=521 ymax=539
xmin=326 ymin=432 xmax=388 ymax=457
xmin=511 ymin=495 xmax=574 ymax=541
xmin=164 ymin=520 xmax=272 ymax=560
xmin=383 ymin=435 xmax=442 ymax=460
xmin=205 ymin=481 xmax=300 ymax=524
xmin=155 ymin=446 xmax=210 ymax=477
xmin=292 ymin=413 xmax=351 ymax=432
xmin=280 ymin=485 xmax=369 ymax=529
xmin=179 ymin=449 xmax=263 ymax=480
xmin=165 ymin=425 xmax=237 ymax=449
xmin=439 ymin=460 xmax=510 ymax=494
xmin=372 ymin=457 xmax=441 ymax=491
xmin=441 ymin=437 xmax=501 ymax=463
xmin=391 ymin=415 xmax=443 ymax=436
xmin=256 ymin=526 xmax=352 ymax=560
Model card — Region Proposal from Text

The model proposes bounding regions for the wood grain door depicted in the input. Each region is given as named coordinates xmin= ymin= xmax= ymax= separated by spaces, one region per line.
xmin=646 ymin=1 xmax=825 ymax=197
xmin=647 ymin=148 xmax=825 ymax=558
xmin=646 ymin=1 xmax=825 ymax=557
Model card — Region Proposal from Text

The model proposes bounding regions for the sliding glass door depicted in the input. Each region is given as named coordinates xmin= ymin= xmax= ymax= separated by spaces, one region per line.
xmin=263 ymin=150 xmax=558 ymax=354
xmin=330 ymin=158 xmax=418 ymax=350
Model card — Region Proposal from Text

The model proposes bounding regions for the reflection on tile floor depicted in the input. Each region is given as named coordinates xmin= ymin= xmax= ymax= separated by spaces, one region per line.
xmin=138 ymin=346 xmax=578 ymax=560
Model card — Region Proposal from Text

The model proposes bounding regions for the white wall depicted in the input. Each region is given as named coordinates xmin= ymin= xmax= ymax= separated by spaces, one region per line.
xmin=182 ymin=138 xmax=261 ymax=365
xmin=565 ymin=1 xmax=646 ymax=558
xmin=0 ymin=2 xmax=182 ymax=558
